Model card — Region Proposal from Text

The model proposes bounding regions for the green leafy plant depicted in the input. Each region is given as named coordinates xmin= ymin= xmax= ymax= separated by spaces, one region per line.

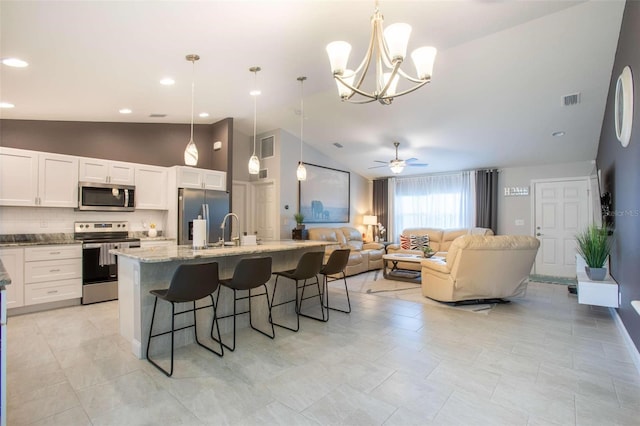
xmin=421 ymin=245 xmax=434 ymax=257
xmin=575 ymin=225 xmax=611 ymax=268
xmin=294 ymin=212 xmax=305 ymax=224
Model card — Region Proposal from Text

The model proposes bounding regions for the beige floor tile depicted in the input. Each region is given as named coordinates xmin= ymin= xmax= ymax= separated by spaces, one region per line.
xmin=5 ymin=274 xmax=640 ymax=426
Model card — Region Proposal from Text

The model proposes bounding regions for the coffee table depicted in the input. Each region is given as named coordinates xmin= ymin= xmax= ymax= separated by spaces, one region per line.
xmin=382 ymin=253 xmax=424 ymax=283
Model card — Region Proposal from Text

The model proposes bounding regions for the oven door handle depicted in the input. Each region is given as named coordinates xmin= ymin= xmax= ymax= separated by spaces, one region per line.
xmin=83 ymin=243 xmax=103 ymax=249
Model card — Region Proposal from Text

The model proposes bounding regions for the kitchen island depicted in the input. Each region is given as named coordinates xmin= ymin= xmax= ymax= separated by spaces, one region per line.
xmin=112 ymin=240 xmax=328 ymax=359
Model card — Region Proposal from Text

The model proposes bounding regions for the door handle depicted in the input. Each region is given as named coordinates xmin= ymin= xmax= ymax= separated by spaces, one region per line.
xmin=536 ymin=233 xmax=543 ymax=236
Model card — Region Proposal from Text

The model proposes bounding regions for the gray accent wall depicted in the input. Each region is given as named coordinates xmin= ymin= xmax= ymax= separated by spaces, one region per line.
xmin=0 ymin=118 xmax=233 ymax=185
xmin=596 ymin=1 xmax=640 ymax=351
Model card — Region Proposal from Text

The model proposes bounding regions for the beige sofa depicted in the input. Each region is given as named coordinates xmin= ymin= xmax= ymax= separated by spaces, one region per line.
xmin=386 ymin=227 xmax=494 ymax=271
xmin=307 ymin=227 xmax=385 ymax=276
xmin=421 ymin=235 xmax=540 ymax=302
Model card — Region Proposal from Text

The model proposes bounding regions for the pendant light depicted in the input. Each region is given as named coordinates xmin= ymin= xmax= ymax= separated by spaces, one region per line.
xmin=183 ymin=54 xmax=199 ymax=166
xmin=296 ymin=76 xmax=307 ymax=181
xmin=248 ymin=66 xmax=261 ymax=175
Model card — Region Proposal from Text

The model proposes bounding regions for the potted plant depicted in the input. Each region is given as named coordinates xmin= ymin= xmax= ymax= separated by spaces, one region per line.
xmin=575 ymin=225 xmax=612 ymax=281
xmin=294 ymin=212 xmax=305 ymax=230
xmin=421 ymin=245 xmax=435 ymax=258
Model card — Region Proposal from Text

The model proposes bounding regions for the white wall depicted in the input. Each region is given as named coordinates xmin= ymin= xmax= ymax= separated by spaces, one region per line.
xmin=498 ymin=160 xmax=595 ymax=235
xmin=277 ymin=129 xmax=371 ymax=239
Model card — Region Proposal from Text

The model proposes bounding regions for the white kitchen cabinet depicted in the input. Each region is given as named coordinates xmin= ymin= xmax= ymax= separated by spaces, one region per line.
xmin=175 ymin=166 xmax=226 ymax=190
xmin=24 ymin=245 xmax=82 ymax=306
xmin=0 ymin=147 xmax=78 ymax=207
xmin=0 ymin=248 xmax=24 ymax=309
xmin=135 ymin=165 xmax=168 ymax=209
xmin=79 ymin=158 xmax=135 ymax=185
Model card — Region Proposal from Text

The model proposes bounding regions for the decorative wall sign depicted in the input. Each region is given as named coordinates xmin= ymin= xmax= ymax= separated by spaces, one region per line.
xmin=299 ymin=163 xmax=350 ymax=223
xmin=614 ymin=66 xmax=634 ymax=147
xmin=504 ymin=186 xmax=529 ymax=196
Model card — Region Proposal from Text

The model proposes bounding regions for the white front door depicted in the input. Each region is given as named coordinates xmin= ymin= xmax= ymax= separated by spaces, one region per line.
xmin=534 ymin=178 xmax=589 ymax=277
xmin=253 ymin=180 xmax=276 ymax=241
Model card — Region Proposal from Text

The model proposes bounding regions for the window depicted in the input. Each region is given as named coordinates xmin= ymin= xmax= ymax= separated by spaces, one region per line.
xmin=392 ymin=172 xmax=475 ymax=238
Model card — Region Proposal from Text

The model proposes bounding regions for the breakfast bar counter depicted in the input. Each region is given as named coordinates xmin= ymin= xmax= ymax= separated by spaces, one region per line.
xmin=112 ymin=240 xmax=328 ymax=358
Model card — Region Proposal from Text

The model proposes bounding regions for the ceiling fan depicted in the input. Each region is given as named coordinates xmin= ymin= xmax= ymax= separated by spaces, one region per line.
xmin=369 ymin=142 xmax=429 ymax=174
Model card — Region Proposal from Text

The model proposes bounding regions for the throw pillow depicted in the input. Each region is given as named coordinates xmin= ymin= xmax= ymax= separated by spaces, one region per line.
xmin=400 ymin=234 xmax=411 ymax=250
xmin=410 ymin=234 xmax=429 ymax=251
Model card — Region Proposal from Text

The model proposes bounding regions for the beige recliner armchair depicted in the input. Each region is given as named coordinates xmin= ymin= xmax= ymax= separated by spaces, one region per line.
xmin=421 ymin=235 xmax=540 ymax=302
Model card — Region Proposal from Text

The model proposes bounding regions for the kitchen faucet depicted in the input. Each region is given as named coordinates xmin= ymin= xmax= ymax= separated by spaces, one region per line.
xmin=219 ymin=213 xmax=240 ymax=246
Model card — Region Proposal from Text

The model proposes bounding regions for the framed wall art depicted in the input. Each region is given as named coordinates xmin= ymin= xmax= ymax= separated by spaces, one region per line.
xmin=298 ymin=163 xmax=350 ymax=223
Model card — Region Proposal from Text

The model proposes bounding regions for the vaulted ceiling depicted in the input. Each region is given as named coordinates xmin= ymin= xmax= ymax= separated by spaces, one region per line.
xmin=0 ymin=1 xmax=625 ymax=178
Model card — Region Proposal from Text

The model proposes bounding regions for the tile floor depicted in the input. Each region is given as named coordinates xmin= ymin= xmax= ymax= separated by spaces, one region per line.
xmin=6 ymin=273 xmax=640 ymax=425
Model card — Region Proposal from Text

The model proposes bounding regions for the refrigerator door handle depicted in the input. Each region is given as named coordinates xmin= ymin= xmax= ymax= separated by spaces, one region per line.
xmin=202 ymin=204 xmax=210 ymax=245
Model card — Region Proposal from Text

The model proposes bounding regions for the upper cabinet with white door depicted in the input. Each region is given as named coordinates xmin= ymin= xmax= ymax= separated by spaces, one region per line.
xmin=0 ymin=147 xmax=78 ymax=207
xmin=135 ymin=165 xmax=168 ymax=209
xmin=79 ymin=158 xmax=135 ymax=185
xmin=174 ymin=166 xmax=226 ymax=190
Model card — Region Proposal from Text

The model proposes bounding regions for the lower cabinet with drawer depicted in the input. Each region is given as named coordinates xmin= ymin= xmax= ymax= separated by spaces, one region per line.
xmin=24 ymin=245 xmax=82 ymax=306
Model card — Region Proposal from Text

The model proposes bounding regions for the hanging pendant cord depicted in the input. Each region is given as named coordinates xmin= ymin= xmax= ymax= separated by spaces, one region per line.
xmin=300 ymin=79 xmax=304 ymax=161
xmin=190 ymin=58 xmax=195 ymax=141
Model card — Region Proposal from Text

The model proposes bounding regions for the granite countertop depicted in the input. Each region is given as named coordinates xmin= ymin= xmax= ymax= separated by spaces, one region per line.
xmin=0 ymin=258 xmax=12 ymax=286
xmin=0 ymin=233 xmax=81 ymax=248
xmin=111 ymin=240 xmax=329 ymax=263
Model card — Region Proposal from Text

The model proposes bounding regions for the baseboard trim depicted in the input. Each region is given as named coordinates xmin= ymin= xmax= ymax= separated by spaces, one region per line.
xmin=610 ymin=307 xmax=640 ymax=375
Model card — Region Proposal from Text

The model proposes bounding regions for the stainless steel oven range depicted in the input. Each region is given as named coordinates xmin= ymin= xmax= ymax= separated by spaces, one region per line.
xmin=74 ymin=221 xmax=140 ymax=304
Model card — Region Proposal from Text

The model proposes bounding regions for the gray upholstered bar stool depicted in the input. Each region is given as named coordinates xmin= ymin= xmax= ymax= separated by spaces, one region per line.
xmin=271 ymin=251 xmax=326 ymax=332
xmin=214 ymin=256 xmax=274 ymax=351
xmin=146 ymin=261 xmax=224 ymax=377
xmin=320 ymin=248 xmax=351 ymax=320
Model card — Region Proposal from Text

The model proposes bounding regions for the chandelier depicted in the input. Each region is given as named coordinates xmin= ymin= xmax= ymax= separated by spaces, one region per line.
xmin=296 ymin=76 xmax=307 ymax=181
xmin=248 ymin=66 xmax=261 ymax=175
xmin=183 ymin=54 xmax=199 ymax=166
xmin=326 ymin=1 xmax=437 ymax=105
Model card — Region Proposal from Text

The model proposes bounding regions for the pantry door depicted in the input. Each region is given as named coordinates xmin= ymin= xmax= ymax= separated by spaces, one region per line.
xmin=533 ymin=178 xmax=589 ymax=277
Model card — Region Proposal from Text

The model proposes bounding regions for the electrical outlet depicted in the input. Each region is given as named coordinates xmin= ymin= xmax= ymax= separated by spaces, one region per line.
xmin=515 ymin=219 xmax=525 ymax=226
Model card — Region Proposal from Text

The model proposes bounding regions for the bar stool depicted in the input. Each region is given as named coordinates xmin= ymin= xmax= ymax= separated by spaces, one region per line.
xmin=320 ymin=249 xmax=351 ymax=320
xmin=271 ymin=251 xmax=325 ymax=332
xmin=146 ymin=262 xmax=223 ymax=377
xmin=214 ymin=257 xmax=274 ymax=351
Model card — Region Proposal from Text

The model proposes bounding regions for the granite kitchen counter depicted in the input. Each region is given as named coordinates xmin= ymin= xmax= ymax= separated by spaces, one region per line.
xmin=0 ymin=233 xmax=80 ymax=248
xmin=111 ymin=240 xmax=328 ymax=263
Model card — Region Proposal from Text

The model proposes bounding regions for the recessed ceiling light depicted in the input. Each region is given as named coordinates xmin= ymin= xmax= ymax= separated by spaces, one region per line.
xmin=0 ymin=102 xmax=15 ymax=108
xmin=199 ymin=112 xmax=209 ymax=118
xmin=160 ymin=77 xmax=175 ymax=86
xmin=552 ymin=131 xmax=565 ymax=137
xmin=119 ymin=108 xmax=132 ymax=114
xmin=2 ymin=58 xmax=28 ymax=68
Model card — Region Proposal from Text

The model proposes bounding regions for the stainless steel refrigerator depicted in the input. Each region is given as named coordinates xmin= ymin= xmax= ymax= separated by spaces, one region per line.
xmin=178 ymin=188 xmax=230 ymax=246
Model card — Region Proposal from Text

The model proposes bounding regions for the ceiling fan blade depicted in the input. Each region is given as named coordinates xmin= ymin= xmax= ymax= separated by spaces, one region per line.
xmin=405 ymin=157 xmax=419 ymax=163
xmin=367 ymin=164 xmax=388 ymax=169
xmin=373 ymin=160 xmax=388 ymax=164
xmin=407 ymin=163 xmax=429 ymax=167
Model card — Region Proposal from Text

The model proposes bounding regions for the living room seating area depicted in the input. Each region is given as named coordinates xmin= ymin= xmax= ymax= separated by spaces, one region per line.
xmin=307 ymin=227 xmax=385 ymax=276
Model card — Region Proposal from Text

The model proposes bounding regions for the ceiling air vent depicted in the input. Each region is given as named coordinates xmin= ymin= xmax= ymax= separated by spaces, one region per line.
xmin=149 ymin=113 xmax=167 ymax=118
xmin=561 ymin=93 xmax=581 ymax=106
xmin=258 ymin=169 xmax=268 ymax=179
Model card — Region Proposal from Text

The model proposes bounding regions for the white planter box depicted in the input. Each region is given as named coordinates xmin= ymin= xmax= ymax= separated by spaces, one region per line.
xmin=577 ymin=271 xmax=619 ymax=308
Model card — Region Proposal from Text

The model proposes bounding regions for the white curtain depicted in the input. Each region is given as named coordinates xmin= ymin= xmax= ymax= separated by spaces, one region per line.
xmin=392 ymin=171 xmax=475 ymax=241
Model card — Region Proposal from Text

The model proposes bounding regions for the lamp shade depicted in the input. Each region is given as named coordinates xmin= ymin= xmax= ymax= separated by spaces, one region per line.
xmin=383 ymin=23 xmax=411 ymax=61
xmin=411 ymin=46 xmax=437 ymax=80
xmin=363 ymin=215 xmax=378 ymax=226
xmin=326 ymin=41 xmax=352 ymax=75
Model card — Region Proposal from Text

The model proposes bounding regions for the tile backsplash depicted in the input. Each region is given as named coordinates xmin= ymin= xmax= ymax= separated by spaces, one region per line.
xmin=0 ymin=206 xmax=167 ymax=235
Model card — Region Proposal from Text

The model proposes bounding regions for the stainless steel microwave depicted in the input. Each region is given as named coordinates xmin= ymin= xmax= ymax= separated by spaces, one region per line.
xmin=77 ymin=182 xmax=135 ymax=211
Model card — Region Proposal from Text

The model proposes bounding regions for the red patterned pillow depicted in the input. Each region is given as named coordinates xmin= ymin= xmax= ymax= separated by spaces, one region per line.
xmin=400 ymin=234 xmax=410 ymax=250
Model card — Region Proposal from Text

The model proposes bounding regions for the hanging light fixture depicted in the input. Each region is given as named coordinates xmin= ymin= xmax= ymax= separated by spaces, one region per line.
xmin=326 ymin=1 xmax=437 ymax=105
xmin=296 ymin=76 xmax=307 ymax=181
xmin=183 ymin=54 xmax=200 ymax=166
xmin=248 ymin=66 xmax=261 ymax=175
